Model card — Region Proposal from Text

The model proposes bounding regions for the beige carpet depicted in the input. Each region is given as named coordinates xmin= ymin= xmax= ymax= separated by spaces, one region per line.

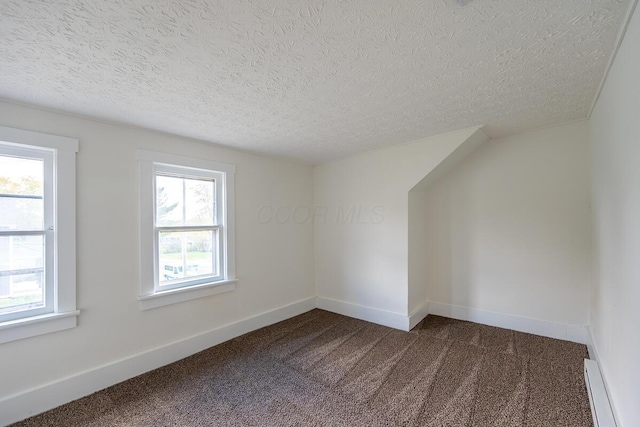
xmin=12 ymin=310 xmax=593 ymax=426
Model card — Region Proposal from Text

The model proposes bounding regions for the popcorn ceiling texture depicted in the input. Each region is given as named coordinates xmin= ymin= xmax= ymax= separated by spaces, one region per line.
xmin=0 ymin=0 xmax=629 ymax=163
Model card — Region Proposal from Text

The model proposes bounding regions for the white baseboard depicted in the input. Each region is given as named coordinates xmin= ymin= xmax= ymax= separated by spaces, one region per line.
xmin=315 ymin=297 xmax=411 ymax=331
xmin=0 ymin=297 xmax=316 ymax=427
xmin=427 ymin=301 xmax=589 ymax=344
xmin=312 ymin=298 xmax=590 ymax=344
xmin=408 ymin=301 xmax=430 ymax=330
xmin=586 ymin=326 xmax=598 ymax=361
xmin=0 ymin=297 xmax=595 ymax=426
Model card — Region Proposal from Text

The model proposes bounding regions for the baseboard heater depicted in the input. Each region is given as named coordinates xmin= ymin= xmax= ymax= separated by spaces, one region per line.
xmin=584 ymin=359 xmax=617 ymax=427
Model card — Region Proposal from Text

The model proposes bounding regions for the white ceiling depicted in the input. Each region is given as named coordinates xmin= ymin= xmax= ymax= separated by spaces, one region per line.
xmin=0 ymin=0 xmax=630 ymax=164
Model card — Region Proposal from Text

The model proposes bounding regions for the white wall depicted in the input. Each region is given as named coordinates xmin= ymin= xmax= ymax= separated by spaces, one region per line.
xmin=408 ymin=190 xmax=429 ymax=315
xmin=589 ymin=2 xmax=640 ymax=425
xmin=0 ymin=101 xmax=315 ymax=408
xmin=422 ymin=121 xmax=591 ymax=327
xmin=314 ymin=127 xmax=486 ymax=321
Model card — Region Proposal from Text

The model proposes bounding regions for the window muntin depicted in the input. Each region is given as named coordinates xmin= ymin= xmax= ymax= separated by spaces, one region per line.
xmin=138 ymin=149 xmax=235 ymax=309
xmin=154 ymin=170 xmax=221 ymax=290
xmin=146 ymin=161 xmax=229 ymax=293
xmin=0 ymin=126 xmax=78 ymax=344
xmin=158 ymin=230 xmax=218 ymax=286
xmin=0 ymin=147 xmax=54 ymax=322
xmin=155 ymin=174 xmax=216 ymax=226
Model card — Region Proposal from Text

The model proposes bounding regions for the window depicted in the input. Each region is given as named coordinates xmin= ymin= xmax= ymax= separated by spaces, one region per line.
xmin=0 ymin=147 xmax=52 ymax=321
xmin=138 ymin=150 xmax=236 ymax=310
xmin=0 ymin=125 xmax=78 ymax=344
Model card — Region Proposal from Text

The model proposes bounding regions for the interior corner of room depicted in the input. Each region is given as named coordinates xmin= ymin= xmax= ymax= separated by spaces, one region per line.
xmin=0 ymin=0 xmax=639 ymax=426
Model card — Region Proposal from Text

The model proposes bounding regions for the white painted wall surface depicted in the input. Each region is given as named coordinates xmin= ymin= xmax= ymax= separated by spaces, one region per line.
xmin=423 ymin=121 xmax=591 ymax=326
xmin=0 ymin=101 xmax=315 ymax=407
xmin=313 ymin=127 xmax=485 ymax=317
xmin=408 ymin=190 xmax=429 ymax=315
xmin=589 ymin=3 xmax=640 ymax=425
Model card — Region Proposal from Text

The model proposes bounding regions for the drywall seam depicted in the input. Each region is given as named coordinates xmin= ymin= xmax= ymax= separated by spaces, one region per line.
xmin=0 ymin=297 xmax=316 ymax=427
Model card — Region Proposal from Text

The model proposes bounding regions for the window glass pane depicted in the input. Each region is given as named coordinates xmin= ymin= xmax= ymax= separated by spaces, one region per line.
xmin=0 ymin=155 xmax=44 ymax=230
xmin=155 ymin=174 xmax=215 ymax=227
xmin=0 ymin=235 xmax=45 ymax=314
xmin=158 ymin=230 xmax=217 ymax=286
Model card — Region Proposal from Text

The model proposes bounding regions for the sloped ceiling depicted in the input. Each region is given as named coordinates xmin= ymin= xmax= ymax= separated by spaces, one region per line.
xmin=0 ymin=0 xmax=630 ymax=163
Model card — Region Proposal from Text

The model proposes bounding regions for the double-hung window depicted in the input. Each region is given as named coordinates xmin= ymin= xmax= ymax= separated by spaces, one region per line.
xmin=138 ymin=150 xmax=236 ymax=310
xmin=0 ymin=125 xmax=78 ymax=344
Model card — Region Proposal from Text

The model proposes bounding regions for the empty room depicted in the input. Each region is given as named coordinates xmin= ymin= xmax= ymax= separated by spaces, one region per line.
xmin=0 ymin=0 xmax=638 ymax=426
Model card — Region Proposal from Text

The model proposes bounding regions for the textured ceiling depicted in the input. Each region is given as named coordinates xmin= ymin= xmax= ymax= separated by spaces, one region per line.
xmin=0 ymin=0 xmax=630 ymax=164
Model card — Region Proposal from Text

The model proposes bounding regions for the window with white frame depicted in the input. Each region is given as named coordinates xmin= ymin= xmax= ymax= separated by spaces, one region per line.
xmin=0 ymin=125 xmax=78 ymax=344
xmin=138 ymin=150 xmax=236 ymax=310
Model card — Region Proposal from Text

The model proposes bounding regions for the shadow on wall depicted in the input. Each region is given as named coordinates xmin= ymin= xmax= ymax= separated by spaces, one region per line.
xmin=410 ymin=122 xmax=590 ymax=328
xmin=406 ymin=128 xmax=488 ymax=316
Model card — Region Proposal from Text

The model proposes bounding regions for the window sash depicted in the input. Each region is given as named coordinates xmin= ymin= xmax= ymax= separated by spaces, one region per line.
xmin=153 ymin=225 xmax=223 ymax=292
xmin=155 ymin=172 xmax=218 ymax=227
xmin=138 ymin=149 xmax=235 ymax=305
xmin=151 ymin=164 xmax=226 ymax=292
xmin=0 ymin=243 xmax=49 ymax=319
xmin=0 ymin=145 xmax=55 ymax=322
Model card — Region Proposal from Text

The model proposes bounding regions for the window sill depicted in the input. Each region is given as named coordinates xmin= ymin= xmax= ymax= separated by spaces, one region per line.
xmin=138 ymin=279 xmax=237 ymax=311
xmin=0 ymin=310 xmax=80 ymax=344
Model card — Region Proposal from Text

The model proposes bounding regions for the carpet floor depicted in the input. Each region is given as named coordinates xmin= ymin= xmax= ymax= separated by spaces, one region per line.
xmin=12 ymin=310 xmax=593 ymax=426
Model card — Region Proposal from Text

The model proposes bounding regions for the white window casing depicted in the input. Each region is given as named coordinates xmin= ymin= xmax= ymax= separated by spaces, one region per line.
xmin=137 ymin=149 xmax=236 ymax=310
xmin=0 ymin=125 xmax=79 ymax=344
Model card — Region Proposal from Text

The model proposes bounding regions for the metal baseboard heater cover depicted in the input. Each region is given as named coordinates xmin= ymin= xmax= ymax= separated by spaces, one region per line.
xmin=584 ymin=359 xmax=617 ymax=427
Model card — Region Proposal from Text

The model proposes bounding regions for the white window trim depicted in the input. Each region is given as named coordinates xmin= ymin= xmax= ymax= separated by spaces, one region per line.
xmin=0 ymin=125 xmax=79 ymax=344
xmin=137 ymin=149 xmax=236 ymax=310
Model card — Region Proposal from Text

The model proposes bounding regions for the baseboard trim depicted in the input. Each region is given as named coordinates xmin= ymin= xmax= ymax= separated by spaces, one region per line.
xmin=427 ymin=301 xmax=589 ymax=344
xmin=315 ymin=297 xmax=410 ymax=331
xmin=0 ymin=297 xmax=316 ymax=426
xmin=312 ymin=298 xmax=590 ymax=343
xmin=408 ymin=301 xmax=430 ymax=330
xmin=586 ymin=326 xmax=598 ymax=361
